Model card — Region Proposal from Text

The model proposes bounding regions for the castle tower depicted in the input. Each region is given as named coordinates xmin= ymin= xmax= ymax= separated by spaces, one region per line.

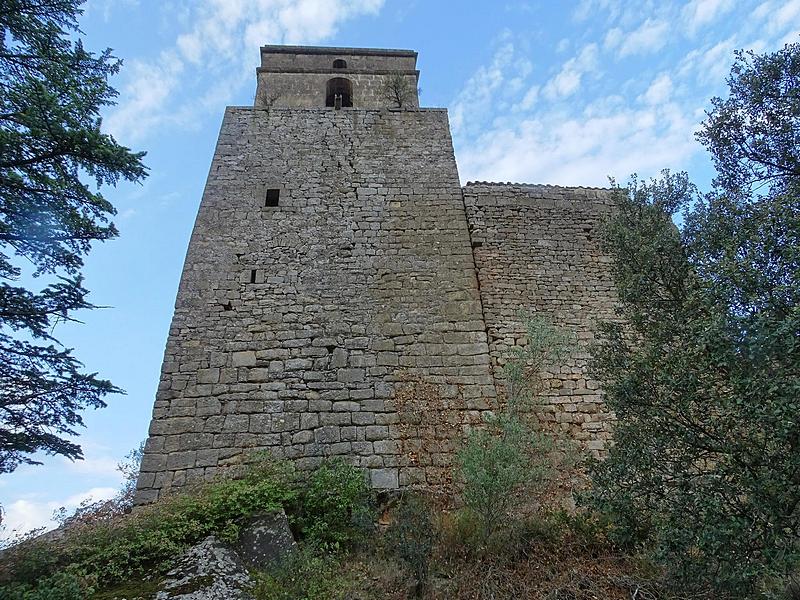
xmin=255 ymin=45 xmax=420 ymax=109
xmin=135 ymin=46 xmax=497 ymax=504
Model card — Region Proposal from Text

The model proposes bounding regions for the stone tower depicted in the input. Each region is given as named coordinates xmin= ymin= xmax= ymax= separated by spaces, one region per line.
xmin=135 ymin=46 xmax=617 ymax=505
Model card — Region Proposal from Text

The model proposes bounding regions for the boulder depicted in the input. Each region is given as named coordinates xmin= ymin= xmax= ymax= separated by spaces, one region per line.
xmin=235 ymin=510 xmax=297 ymax=568
xmin=154 ymin=536 xmax=254 ymax=600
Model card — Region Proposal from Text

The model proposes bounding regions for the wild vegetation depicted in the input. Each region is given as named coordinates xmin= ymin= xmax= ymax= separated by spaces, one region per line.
xmin=588 ymin=42 xmax=800 ymax=598
xmin=0 ymin=2 xmax=797 ymax=599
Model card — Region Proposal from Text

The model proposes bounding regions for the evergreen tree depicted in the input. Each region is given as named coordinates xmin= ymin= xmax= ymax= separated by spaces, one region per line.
xmin=589 ymin=43 xmax=800 ymax=595
xmin=0 ymin=0 xmax=147 ymax=473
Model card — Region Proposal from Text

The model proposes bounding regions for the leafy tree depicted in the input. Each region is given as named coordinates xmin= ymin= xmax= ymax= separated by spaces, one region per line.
xmin=0 ymin=0 xmax=147 ymax=472
xmin=589 ymin=42 xmax=800 ymax=597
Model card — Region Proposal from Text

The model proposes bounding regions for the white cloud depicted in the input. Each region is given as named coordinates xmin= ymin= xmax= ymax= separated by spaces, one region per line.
xmin=456 ymin=100 xmax=697 ymax=186
xmin=682 ymin=0 xmax=735 ymax=32
xmin=514 ymin=85 xmax=540 ymax=111
xmin=2 ymin=487 xmax=118 ymax=540
xmin=573 ymin=0 xmax=623 ymax=22
xmin=105 ymin=51 xmax=184 ymax=141
xmin=753 ymin=0 xmax=800 ymax=35
xmin=61 ymin=454 xmax=121 ymax=477
xmin=86 ymin=0 xmax=139 ymax=22
xmin=543 ymin=44 xmax=599 ymax=100
xmin=642 ymin=73 xmax=673 ymax=105
xmin=615 ymin=18 xmax=669 ymax=57
xmin=105 ymin=0 xmax=385 ymax=142
xmin=449 ymin=40 xmax=517 ymax=136
xmin=678 ymin=37 xmax=736 ymax=85
xmin=603 ymin=27 xmax=623 ymax=51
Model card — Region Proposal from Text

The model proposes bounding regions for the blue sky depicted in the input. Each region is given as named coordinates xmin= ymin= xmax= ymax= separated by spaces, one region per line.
xmin=2 ymin=0 xmax=799 ymax=537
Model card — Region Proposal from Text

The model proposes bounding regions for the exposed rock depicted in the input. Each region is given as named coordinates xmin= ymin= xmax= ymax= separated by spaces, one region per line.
xmin=154 ymin=536 xmax=253 ymax=600
xmin=235 ymin=510 xmax=297 ymax=568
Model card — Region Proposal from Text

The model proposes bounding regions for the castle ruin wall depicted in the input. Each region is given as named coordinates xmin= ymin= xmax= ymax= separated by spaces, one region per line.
xmin=135 ymin=107 xmax=496 ymax=504
xmin=463 ymin=183 xmax=618 ymax=454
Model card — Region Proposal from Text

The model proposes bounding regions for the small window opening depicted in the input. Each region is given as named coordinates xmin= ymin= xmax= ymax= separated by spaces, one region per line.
xmin=250 ymin=269 xmax=257 ymax=284
xmin=472 ymin=241 xmax=483 ymax=249
xmin=265 ymin=188 xmax=280 ymax=207
xmin=333 ymin=59 xmax=347 ymax=69
xmin=325 ymin=77 xmax=353 ymax=108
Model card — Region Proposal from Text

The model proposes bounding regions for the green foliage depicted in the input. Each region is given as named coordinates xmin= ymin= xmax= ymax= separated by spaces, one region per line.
xmin=0 ymin=459 xmax=378 ymax=595
xmin=502 ymin=313 xmax=571 ymax=412
xmin=294 ymin=459 xmax=373 ymax=549
xmin=0 ymin=0 xmax=148 ymax=472
xmin=385 ymin=494 xmax=434 ymax=596
xmin=696 ymin=44 xmax=800 ymax=197
xmin=0 ymin=572 xmax=89 ymax=600
xmin=458 ymin=415 xmax=552 ymax=543
xmin=589 ymin=42 xmax=800 ymax=598
xmin=250 ymin=546 xmax=357 ymax=600
xmin=457 ymin=315 xmax=565 ymax=543
xmin=75 ymin=459 xmax=296 ymax=585
xmin=0 ymin=458 xmax=297 ymax=589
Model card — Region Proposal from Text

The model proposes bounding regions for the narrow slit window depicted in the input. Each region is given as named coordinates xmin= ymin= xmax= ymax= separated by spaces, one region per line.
xmin=265 ymin=189 xmax=280 ymax=207
xmin=250 ymin=269 xmax=257 ymax=284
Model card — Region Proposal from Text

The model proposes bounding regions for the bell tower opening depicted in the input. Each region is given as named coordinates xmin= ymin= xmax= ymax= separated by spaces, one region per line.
xmin=325 ymin=77 xmax=353 ymax=108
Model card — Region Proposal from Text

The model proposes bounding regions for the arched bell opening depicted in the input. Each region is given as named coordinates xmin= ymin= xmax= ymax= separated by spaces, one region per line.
xmin=325 ymin=77 xmax=353 ymax=108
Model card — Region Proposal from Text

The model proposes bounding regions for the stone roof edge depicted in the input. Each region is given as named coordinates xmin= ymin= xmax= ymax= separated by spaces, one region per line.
xmin=463 ymin=181 xmax=612 ymax=191
xmin=260 ymin=45 xmax=417 ymax=58
xmin=226 ymin=106 xmax=448 ymax=113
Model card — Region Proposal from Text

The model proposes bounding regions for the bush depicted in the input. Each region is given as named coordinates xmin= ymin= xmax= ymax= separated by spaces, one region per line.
xmin=0 ymin=457 xmax=296 ymax=589
xmin=294 ymin=459 xmax=373 ymax=549
xmin=0 ymin=572 xmax=89 ymax=600
xmin=457 ymin=314 xmax=566 ymax=544
xmin=0 ymin=458 xmax=378 ymax=595
xmin=385 ymin=494 xmax=434 ymax=597
xmin=458 ymin=414 xmax=551 ymax=543
xmin=587 ymin=43 xmax=800 ymax=596
xmin=251 ymin=546 xmax=357 ymax=600
xmin=71 ymin=457 xmax=297 ymax=585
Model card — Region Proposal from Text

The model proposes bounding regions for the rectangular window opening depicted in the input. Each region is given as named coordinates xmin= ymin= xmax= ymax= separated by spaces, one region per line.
xmin=250 ymin=269 xmax=257 ymax=284
xmin=265 ymin=189 xmax=280 ymax=207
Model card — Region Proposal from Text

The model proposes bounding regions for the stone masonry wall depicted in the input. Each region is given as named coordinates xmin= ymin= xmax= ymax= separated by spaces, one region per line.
xmin=255 ymin=72 xmax=420 ymax=109
xmin=259 ymin=46 xmax=417 ymax=72
xmin=463 ymin=183 xmax=618 ymax=456
xmin=134 ymin=107 xmax=496 ymax=504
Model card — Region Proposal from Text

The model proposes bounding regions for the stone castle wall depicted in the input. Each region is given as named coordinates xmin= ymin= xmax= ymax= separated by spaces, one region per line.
xmin=463 ymin=183 xmax=618 ymax=454
xmin=259 ymin=46 xmax=417 ymax=72
xmin=135 ymin=107 xmax=497 ymax=504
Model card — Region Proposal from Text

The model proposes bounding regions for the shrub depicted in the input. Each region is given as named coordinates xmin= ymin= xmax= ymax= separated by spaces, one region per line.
xmin=587 ymin=43 xmax=800 ymax=596
xmin=458 ymin=414 xmax=552 ymax=543
xmin=0 ymin=457 xmax=297 ymax=589
xmin=457 ymin=314 xmax=566 ymax=543
xmin=251 ymin=546 xmax=356 ymax=600
xmin=0 ymin=572 xmax=89 ymax=600
xmin=385 ymin=494 xmax=434 ymax=597
xmin=294 ymin=459 xmax=373 ymax=549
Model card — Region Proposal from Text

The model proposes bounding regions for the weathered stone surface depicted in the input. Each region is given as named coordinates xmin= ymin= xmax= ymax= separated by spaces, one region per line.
xmin=235 ymin=511 xmax=297 ymax=568
xmin=154 ymin=536 xmax=253 ymax=600
xmin=134 ymin=45 xmax=616 ymax=505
